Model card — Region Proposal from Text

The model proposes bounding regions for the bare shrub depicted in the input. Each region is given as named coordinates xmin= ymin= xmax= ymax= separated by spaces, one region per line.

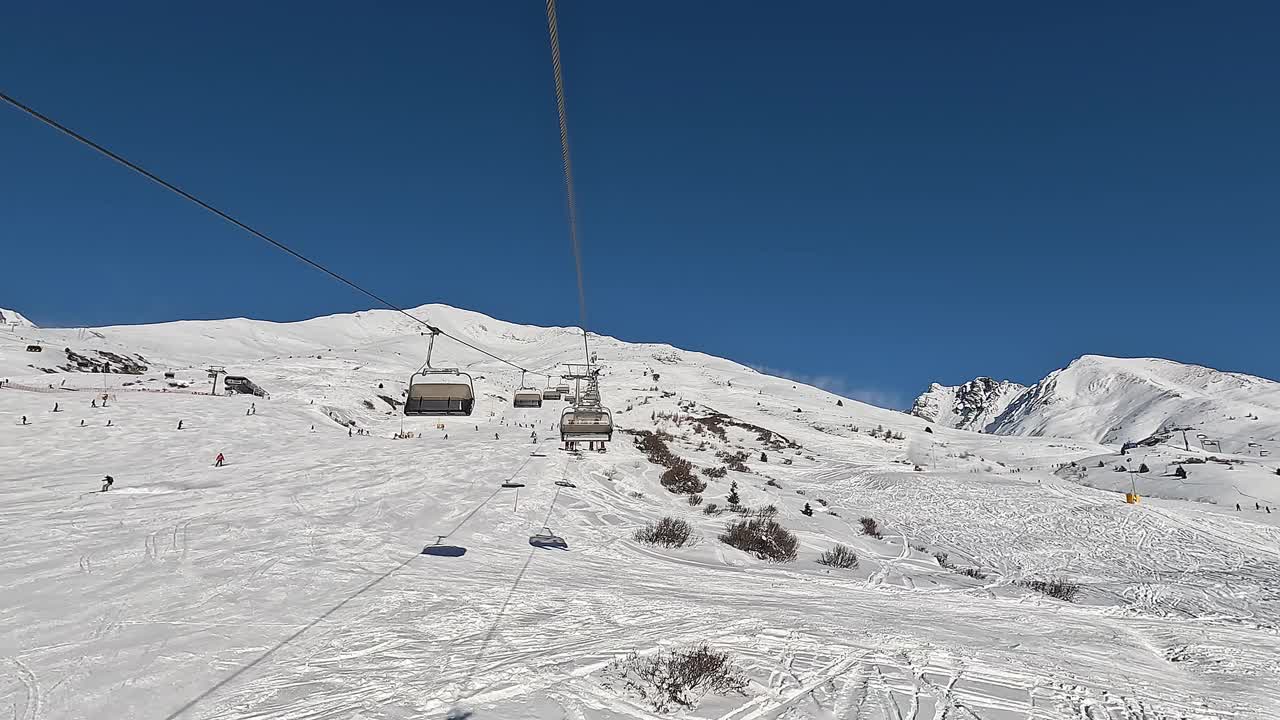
xmin=629 ymin=490 xmax=644 ymax=499
xmin=817 ymin=544 xmax=858 ymax=569
xmin=687 ymin=493 xmax=703 ymax=506
xmin=859 ymin=517 xmax=882 ymax=539
xmin=958 ymin=567 xmax=988 ymax=580
xmin=1019 ymin=577 xmax=1081 ymax=602
xmin=661 ymin=459 xmax=707 ymax=494
xmin=702 ymin=502 xmax=721 ymax=515
xmin=719 ymin=518 xmax=798 ymax=562
xmin=766 ymin=478 xmax=781 ymax=488
xmin=604 ymin=645 xmax=747 ymax=712
xmin=702 ymin=466 xmax=728 ymax=479
xmin=634 ymin=517 xmax=695 ymax=548
xmin=933 ymin=551 xmax=953 ymax=568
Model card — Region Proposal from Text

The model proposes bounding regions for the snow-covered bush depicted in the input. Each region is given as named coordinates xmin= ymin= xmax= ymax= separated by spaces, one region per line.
xmin=719 ymin=517 xmax=798 ymax=562
xmin=1020 ymin=577 xmax=1081 ymax=602
xmin=859 ymin=517 xmax=882 ymax=539
xmin=661 ymin=459 xmax=707 ymax=494
xmin=634 ymin=517 xmax=694 ymax=548
xmin=817 ymin=544 xmax=858 ymax=569
xmin=604 ymin=645 xmax=746 ymax=712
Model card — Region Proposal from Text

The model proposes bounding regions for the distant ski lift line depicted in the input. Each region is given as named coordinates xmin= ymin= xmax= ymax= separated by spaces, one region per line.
xmin=0 ymin=90 xmax=556 ymax=380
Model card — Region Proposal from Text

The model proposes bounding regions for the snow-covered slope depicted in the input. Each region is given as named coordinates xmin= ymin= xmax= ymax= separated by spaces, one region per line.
xmin=0 ymin=307 xmax=36 ymax=328
xmin=990 ymin=354 xmax=1280 ymax=444
xmin=909 ymin=377 xmax=1026 ymax=432
xmin=3 ymin=306 xmax=1279 ymax=719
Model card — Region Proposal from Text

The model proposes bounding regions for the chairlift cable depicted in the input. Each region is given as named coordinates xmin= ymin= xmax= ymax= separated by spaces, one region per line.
xmin=544 ymin=0 xmax=592 ymax=368
xmin=0 ymin=90 xmax=553 ymax=378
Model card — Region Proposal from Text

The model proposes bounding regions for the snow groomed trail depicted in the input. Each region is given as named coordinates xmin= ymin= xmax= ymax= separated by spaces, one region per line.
xmin=3 ymin=307 xmax=1279 ymax=718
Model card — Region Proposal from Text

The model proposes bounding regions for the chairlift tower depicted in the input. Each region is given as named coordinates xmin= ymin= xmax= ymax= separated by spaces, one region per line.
xmin=207 ymin=365 xmax=226 ymax=395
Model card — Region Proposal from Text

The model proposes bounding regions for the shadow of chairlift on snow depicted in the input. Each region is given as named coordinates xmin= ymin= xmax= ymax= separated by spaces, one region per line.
xmin=422 ymin=537 xmax=467 ymax=557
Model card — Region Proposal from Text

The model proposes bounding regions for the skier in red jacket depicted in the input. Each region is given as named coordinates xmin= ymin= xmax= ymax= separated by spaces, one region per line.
xmin=214 ymin=452 xmax=225 ymax=467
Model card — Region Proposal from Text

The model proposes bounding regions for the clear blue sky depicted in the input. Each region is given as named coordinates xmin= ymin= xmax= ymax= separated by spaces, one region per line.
xmin=3 ymin=2 xmax=1277 ymax=408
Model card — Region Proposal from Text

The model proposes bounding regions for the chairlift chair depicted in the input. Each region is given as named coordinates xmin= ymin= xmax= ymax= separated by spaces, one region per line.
xmin=556 ymin=384 xmax=570 ymax=394
xmin=512 ymin=371 xmax=543 ymax=408
xmin=560 ymin=406 xmax=614 ymax=443
xmin=404 ymin=330 xmax=475 ymax=416
xmin=528 ymin=526 xmax=568 ymax=550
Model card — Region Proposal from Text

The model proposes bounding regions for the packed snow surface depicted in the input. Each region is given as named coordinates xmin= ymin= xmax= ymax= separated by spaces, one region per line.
xmin=2 ymin=305 xmax=1279 ymax=719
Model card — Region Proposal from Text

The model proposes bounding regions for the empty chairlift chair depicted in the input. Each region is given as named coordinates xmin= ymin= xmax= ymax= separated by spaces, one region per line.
xmin=404 ymin=329 xmax=475 ymax=417
xmin=542 ymin=387 xmax=561 ymax=401
xmin=560 ymin=406 xmax=614 ymax=443
xmin=512 ymin=372 xmax=543 ymax=409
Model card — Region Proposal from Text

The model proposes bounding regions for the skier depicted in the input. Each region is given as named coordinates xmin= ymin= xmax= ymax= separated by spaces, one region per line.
xmin=444 ymin=433 xmax=448 ymax=439
xmin=80 ymin=419 xmax=86 ymax=427
xmin=1237 ymin=503 xmax=1242 ymax=511
xmin=106 ymin=419 xmax=112 ymax=427
xmin=101 ymin=475 xmax=114 ymax=492
xmin=177 ymin=420 xmax=184 ymax=430
xmin=91 ymin=399 xmax=97 ymax=408
xmin=495 ymin=432 xmax=499 ymax=440
xmin=53 ymin=402 xmax=59 ymax=412
xmin=349 ymin=427 xmax=353 ymax=437
xmin=214 ymin=452 xmax=225 ymax=467
xmin=21 ymin=415 xmax=28 ymax=425
xmin=251 ymin=403 xmax=256 ymax=415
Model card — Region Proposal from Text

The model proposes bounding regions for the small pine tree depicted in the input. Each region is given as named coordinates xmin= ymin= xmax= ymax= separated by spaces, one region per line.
xmin=727 ymin=481 xmax=740 ymax=506
xmin=924 ymin=426 xmax=933 ymax=434
xmin=1174 ymin=465 xmax=1188 ymax=479
xmin=836 ymin=399 xmax=843 ymax=407
xmin=1138 ymin=463 xmax=1149 ymax=473
xmin=801 ymin=502 xmax=814 ymax=516
xmin=1275 ymin=468 xmax=1280 ymax=477
xmin=760 ymin=452 xmax=768 ymax=463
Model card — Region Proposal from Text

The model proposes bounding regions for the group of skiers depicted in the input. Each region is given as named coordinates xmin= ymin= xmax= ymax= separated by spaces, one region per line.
xmin=1236 ymin=502 xmax=1272 ymax=513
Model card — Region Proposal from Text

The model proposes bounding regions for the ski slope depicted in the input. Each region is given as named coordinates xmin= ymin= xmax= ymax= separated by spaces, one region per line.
xmin=3 ymin=305 xmax=1279 ymax=719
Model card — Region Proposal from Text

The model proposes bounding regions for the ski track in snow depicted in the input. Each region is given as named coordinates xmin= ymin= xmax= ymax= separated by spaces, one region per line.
xmin=2 ymin=306 xmax=1279 ymax=719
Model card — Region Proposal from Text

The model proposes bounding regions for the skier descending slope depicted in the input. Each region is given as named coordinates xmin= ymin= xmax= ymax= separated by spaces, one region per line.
xmin=101 ymin=476 xmax=113 ymax=492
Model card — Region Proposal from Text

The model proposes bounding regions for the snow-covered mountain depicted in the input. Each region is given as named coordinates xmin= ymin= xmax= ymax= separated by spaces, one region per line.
xmin=0 ymin=307 xmax=36 ymax=328
xmin=909 ymin=377 xmax=1026 ymax=432
xmin=4 ymin=305 xmax=1280 ymax=719
xmin=915 ymin=355 xmax=1280 ymax=446
xmin=991 ymin=355 xmax=1280 ymax=443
